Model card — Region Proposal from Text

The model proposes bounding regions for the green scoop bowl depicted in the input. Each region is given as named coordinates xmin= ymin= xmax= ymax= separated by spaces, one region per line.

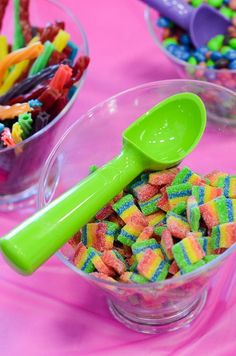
xmin=0 ymin=93 xmax=206 ymax=275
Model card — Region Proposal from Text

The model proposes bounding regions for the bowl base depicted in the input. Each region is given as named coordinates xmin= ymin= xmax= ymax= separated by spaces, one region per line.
xmin=108 ymin=290 xmax=207 ymax=334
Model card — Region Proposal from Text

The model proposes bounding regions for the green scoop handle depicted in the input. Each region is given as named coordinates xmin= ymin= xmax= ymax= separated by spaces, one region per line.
xmin=0 ymin=93 xmax=206 ymax=275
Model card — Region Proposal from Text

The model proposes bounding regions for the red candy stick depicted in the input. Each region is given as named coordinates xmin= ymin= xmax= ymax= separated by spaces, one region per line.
xmin=19 ymin=0 xmax=32 ymax=44
xmin=49 ymin=64 xmax=72 ymax=92
xmin=0 ymin=0 xmax=9 ymax=31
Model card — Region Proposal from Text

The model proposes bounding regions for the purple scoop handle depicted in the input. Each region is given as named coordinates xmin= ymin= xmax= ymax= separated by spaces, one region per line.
xmin=141 ymin=0 xmax=194 ymax=30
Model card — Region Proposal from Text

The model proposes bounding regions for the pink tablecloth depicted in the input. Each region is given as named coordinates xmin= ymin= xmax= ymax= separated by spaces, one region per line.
xmin=1 ymin=1 xmax=236 ymax=355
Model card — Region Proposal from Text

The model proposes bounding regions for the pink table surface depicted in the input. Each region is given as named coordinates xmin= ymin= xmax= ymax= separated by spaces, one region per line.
xmin=1 ymin=0 xmax=236 ymax=355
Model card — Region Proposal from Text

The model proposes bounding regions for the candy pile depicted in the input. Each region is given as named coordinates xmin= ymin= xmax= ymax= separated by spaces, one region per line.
xmin=157 ymin=0 xmax=236 ymax=70
xmin=0 ymin=0 xmax=89 ymax=150
xmin=61 ymin=166 xmax=236 ymax=284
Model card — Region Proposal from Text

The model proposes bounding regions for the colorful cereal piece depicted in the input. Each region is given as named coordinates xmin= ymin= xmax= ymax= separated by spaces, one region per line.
xmin=102 ymin=250 xmax=126 ymax=275
xmin=167 ymin=182 xmax=192 ymax=208
xmin=211 ymin=222 xmax=236 ymax=249
xmin=117 ymin=224 xmax=141 ymax=246
xmin=167 ymin=212 xmax=190 ymax=238
xmin=149 ymin=167 xmax=179 ymax=186
xmin=132 ymin=238 xmax=163 ymax=262
xmin=146 ymin=210 xmax=166 ymax=227
xmin=160 ymin=229 xmax=174 ymax=261
xmin=137 ymin=249 xmax=169 ymax=282
xmin=186 ymin=196 xmax=200 ymax=231
xmin=200 ymin=196 xmax=236 ymax=229
xmin=217 ymin=175 xmax=236 ymax=198
xmin=137 ymin=226 xmax=154 ymax=241
xmin=197 ymin=237 xmax=214 ymax=255
xmin=192 ymin=184 xmax=223 ymax=205
xmin=138 ymin=193 xmax=161 ymax=216
xmin=171 ymin=201 xmax=187 ymax=215
xmin=73 ymin=243 xmax=95 ymax=273
xmin=172 ymin=236 xmax=205 ymax=269
xmin=120 ymin=272 xmax=149 ymax=284
xmin=132 ymin=182 xmax=159 ymax=202
xmin=89 ymin=247 xmax=115 ymax=276
xmin=205 ymin=170 xmax=228 ymax=187
xmin=181 ymin=260 xmax=205 ymax=274
xmin=171 ymin=166 xmax=202 ymax=186
xmin=112 ymin=194 xmax=146 ymax=225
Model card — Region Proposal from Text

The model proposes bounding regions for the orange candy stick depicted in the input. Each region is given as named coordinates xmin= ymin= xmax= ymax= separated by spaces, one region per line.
xmin=0 ymin=103 xmax=31 ymax=120
xmin=0 ymin=42 xmax=44 ymax=84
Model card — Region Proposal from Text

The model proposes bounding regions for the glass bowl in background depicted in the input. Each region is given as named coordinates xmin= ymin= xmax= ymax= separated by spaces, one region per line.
xmin=145 ymin=7 xmax=236 ymax=90
xmin=38 ymin=80 xmax=236 ymax=334
xmin=0 ymin=0 xmax=89 ymax=211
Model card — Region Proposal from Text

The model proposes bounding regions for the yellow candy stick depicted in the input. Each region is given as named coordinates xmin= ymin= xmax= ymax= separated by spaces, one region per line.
xmin=0 ymin=36 xmax=40 ymax=95
xmin=0 ymin=41 xmax=44 ymax=85
xmin=0 ymin=102 xmax=31 ymax=120
xmin=52 ymin=29 xmax=70 ymax=53
xmin=0 ymin=35 xmax=8 ymax=60
xmin=12 ymin=122 xmax=23 ymax=144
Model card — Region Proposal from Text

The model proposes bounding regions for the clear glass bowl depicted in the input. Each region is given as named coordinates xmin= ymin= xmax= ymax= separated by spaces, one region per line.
xmin=37 ymin=80 xmax=236 ymax=334
xmin=145 ymin=7 xmax=236 ymax=90
xmin=0 ymin=0 xmax=89 ymax=211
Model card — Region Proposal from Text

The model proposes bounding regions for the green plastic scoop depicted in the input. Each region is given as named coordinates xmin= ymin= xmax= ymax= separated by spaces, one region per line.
xmin=0 ymin=93 xmax=206 ymax=275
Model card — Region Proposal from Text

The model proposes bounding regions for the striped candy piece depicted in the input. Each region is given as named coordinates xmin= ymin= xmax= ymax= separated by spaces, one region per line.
xmin=137 ymin=226 xmax=154 ymax=241
xmin=186 ymin=196 xmax=200 ymax=231
xmin=137 ymin=249 xmax=170 ymax=282
xmin=161 ymin=229 xmax=174 ymax=261
xmin=181 ymin=260 xmax=205 ymax=274
xmin=211 ymin=222 xmax=236 ymax=249
xmin=157 ymin=190 xmax=170 ymax=212
xmin=131 ymin=238 xmax=164 ymax=262
xmin=117 ymin=224 xmax=142 ymax=246
xmin=81 ymin=221 xmax=119 ymax=251
xmin=192 ymin=184 xmax=223 ymax=205
xmin=89 ymin=247 xmax=115 ymax=276
xmin=217 ymin=175 xmax=236 ymax=199
xmin=199 ymin=196 xmax=236 ymax=229
xmin=197 ymin=237 xmax=214 ymax=255
xmin=120 ymin=272 xmax=149 ymax=284
xmin=102 ymin=250 xmax=126 ymax=275
xmin=171 ymin=201 xmax=187 ymax=215
xmin=205 ymin=170 xmax=228 ymax=187
xmin=171 ymin=166 xmax=202 ymax=186
xmin=132 ymin=182 xmax=159 ymax=202
xmin=172 ymin=236 xmax=205 ymax=269
xmin=73 ymin=243 xmax=95 ymax=273
xmin=138 ymin=193 xmax=161 ymax=216
xmin=112 ymin=194 xmax=147 ymax=225
xmin=167 ymin=182 xmax=192 ymax=209
xmin=148 ymin=167 xmax=179 ymax=186
xmin=167 ymin=212 xmax=190 ymax=239
xmin=146 ymin=210 xmax=166 ymax=226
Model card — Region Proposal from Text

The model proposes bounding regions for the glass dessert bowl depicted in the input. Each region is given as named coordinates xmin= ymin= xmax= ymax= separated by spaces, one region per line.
xmin=0 ymin=0 xmax=89 ymax=211
xmin=37 ymin=80 xmax=236 ymax=334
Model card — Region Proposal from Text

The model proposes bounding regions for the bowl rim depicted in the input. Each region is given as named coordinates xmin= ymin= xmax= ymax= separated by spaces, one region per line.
xmin=0 ymin=0 xmax=89 ymax=154
xmin=144 ymin=7 xmax=236 ymax=75
xmin=38 ymin=78 xmax=236 ymax=289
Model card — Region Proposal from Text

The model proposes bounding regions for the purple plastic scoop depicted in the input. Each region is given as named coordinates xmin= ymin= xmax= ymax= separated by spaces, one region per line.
xmin=141 ymin=0 xmax=231 ymax=47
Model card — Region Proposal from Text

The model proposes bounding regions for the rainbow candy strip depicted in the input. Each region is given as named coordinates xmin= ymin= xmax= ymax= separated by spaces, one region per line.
xmin=149 ymin=167 xmax=179 ymax=186
xmin=138 ymin=193 xmax=161 ymax=216
xmin=81 ymin=221 xmax=119 ymax=250
xmin=137 ymin=226 xmax=154 ymax=241
xmin=172 ymin=236 xmax=205 ymax=269
xmin=74 ymin=243 xmax=95 ymax=273
xmin=199 ymin=196 xmax=236 ymax=229
xmin=197 ymin=237 xmax=214 ymax=255
xmin=102 ymin=250 xmax=126 ymax=275
xmin=131 ymin=238 xmax=164 ymax=262
xmin=117 ymin=224 xmax=141 ymax=246
xmin=171 ymin=166 xmax=202 ymax=186
xmin=132 ymin=182 xmax=159 ymax=202
xmin=89 ymin=247 xmax=115 ymax=276
xmin=171 ymin=201 xmax=187 ymax=215
xmin=120 ymin=272 xmax=149 ymax=284
xmin=167 ymin=183 xmax=192 ymax=209
xmin=192 ymin=185 xmax=223 ymax=205
xmin=167 ymin=212 xmax=190 ymax=239
xmin=137 ymin=249 xmax=170 ymax=282
xmin=211 ymin=222 xmax=236 ymax=249
xmin=218 ymin=176 xmax=236 ymax=199
xmin=186 ymin=196 xmax=200 ymax=232
xmin=112 ymin=194 xmax=146 ymax=224
xmin=205 ymin=170 xmax=228 ymax=187
xmin=146 ymin=210 xmax=166 ymax=226
xmin=160 ymin=229 xmax=174 ymax=261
